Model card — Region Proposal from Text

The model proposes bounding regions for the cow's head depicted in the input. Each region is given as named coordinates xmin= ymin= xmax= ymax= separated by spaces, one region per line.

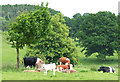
xmin=36 ymin=58 xmax=43 ymax=64
xmin=98 ymin=65 xmax=106 ymax=71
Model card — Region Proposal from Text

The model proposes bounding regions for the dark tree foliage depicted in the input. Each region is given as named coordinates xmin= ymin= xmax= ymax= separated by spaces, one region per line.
xmin=73 ymin=13 xmax=81 ymax=18
xmin=64 ymin=14 xmax=85 ymax=38
xmin=76 ymin=11 xmax=118 ymax=60
xmin=64 ymin=16 xmax=74 ymax=37
xmin=118 ymin=13 xmax=120 ymax=54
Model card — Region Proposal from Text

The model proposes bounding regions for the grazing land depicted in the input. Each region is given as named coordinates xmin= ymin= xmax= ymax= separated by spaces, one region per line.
xmin=2 ymin=35 xmax=118 ymax=80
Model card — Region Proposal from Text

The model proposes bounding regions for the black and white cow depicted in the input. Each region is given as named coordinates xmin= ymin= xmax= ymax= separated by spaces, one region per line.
xmin=98 ymin=65 xmax=116 ymax=73
xmin=23 ymin=57 xmax=41 ymax=68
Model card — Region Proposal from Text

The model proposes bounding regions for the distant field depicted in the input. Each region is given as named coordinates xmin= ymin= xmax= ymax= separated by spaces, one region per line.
xmin=2 ymin=34 xmax=118 ymax=80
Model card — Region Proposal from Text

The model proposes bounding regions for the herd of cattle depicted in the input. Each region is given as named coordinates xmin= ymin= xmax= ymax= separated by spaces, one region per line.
xmin=23 ymin=57 xmax=116 ymax=75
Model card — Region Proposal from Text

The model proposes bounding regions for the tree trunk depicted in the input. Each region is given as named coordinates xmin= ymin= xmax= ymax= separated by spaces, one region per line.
xmin=17 ymin=48 xmax=20 ymax=69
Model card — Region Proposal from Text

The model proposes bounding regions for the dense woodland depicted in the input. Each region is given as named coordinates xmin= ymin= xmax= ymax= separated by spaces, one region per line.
xmin=0 ymin=4 xmax=119 ymax=68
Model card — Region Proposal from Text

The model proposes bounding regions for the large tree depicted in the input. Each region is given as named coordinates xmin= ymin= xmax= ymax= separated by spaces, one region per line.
xmin=76 ymin=11 xmax=118 ymax=60
xmin=6 ymin=3 xmax=51 ymax=69
xmin=26 ymin=13 xmax=78 ymax=64
xmin=64 ymin=13 xmax=84 ymax=38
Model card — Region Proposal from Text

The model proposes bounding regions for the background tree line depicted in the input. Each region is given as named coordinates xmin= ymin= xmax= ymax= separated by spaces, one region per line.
xmin=0 ymin=4 xmax=60 ymax=31
xmin=1 ymin=4 xmax=119 ymax=68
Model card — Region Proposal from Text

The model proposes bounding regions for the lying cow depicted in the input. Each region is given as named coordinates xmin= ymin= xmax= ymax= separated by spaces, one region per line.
xmin=24 ymin=60 xmax=45 ymax=73
xmin=23 ymin=57 xmax=42 ymax=68
xmin=24 ymin=70 xmax=39 ymax=72
xmin=35 ymin=60 xmax=45 ymax=72
xmin=42 ymin=63 xmax=56 ymax=76
xmin=58 ymin=57 xmax=70 ymax=65
xmin=61 ymin=69 xmax=77 ymax=73
xmin=98 ymin=65 xmax=116 ymax=73
xmin=56 ymin=64 xmax=73 ymax=72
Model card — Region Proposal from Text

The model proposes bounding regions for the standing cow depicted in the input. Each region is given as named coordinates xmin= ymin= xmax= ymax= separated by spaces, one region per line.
xmin=23 ymin=57 xmax=42 ymax=68
xmin=42 ymin=63 xmax=56 ymax=76
xmin=58 ymin=57 xmax=70 ymax=65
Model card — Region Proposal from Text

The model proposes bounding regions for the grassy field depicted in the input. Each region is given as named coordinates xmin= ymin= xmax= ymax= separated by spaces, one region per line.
xmin=2 ymin=33 xmax=118 ymax=80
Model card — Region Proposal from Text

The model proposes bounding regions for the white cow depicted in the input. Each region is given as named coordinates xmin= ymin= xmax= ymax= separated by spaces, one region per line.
xmin=42 ymin=63 xmax=56 ymax=76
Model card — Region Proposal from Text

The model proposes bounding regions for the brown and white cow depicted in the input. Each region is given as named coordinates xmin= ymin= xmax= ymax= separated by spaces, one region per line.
xmin=35 ymin=60 xmax=45 ymax=72
xmin=58 ymin=57 xmax=70 ymax=65
xmin=56 ymin=64 xmax=73 ymax=72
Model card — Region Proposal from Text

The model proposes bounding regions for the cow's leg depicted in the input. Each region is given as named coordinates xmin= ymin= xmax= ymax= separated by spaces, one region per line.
xmin=24 ymin=64 xmax=27 ymax=68
xmin=56 ymin=67 xmax=60 ymax=72
xmin=53 ymin=67 xmax=55 ymax=76
xmin=60 ymin=62 xmax=62 ymax=65
xmin=65 ymin=63 xmax=68 ymax=65
xmin=44 ymin=70 xmax=47 ymax=75
xmin=70 ymin=64 xmax=73 ymax=69
xmin=30 ymin=65 xmax=32 ymax=68
xmin=33 ymin=64 xmax=36 ymax=67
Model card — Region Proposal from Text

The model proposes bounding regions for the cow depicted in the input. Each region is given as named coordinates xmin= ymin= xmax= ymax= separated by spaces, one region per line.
xmin=56 ymin=64 xmax=73 ymax=72
xmin=98 ymin=65 xmax=116 ymax=73
xmin=58 ymin=57 xmax=70 ymax=65
xmin=35 ymin=60 xmax=45 ymax=72
xmin=23 ymin=57 xmax=42 ymax=68
xmin=24 ymin=70 xmax=39 ymax=72
xmin=61 ymin=69 xmax=77 ymax=73
xmin=42 ymin=63 xmax=56 ymax=76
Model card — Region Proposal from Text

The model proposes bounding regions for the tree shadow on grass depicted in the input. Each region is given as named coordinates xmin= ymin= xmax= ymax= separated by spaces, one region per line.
xmin=79 ymin=57 xmax=118 ymax=65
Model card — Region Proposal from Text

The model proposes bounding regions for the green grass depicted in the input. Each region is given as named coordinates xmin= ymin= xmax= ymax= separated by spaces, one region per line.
xmin=2 ymin=69 xmax=118 ymax=80
xmin=0 ymin=31 xmax=2 ymax=82
xmin=2 ymin=34 xmax=118 ymax=80
xmin=2 ymin=35 xmax=26 ymax=64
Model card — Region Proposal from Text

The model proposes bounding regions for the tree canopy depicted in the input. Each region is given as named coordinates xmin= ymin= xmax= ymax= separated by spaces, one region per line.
xmin=6 ymin=3 xmax=52 ymax=68
xmin=76 ymin=11 xmax=118 ymax=60
xmin=26 ymin=13 xmax=78 ymax=64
